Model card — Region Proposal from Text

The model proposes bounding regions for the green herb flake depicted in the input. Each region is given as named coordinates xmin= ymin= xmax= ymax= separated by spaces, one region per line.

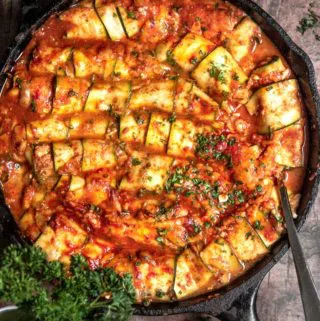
xmin=132 ymin=158 xmax=142 ymax=166
xmin=157 ymin=227 xmax=168 ymax=236
xmin=168 ymin=113 xmax=176 ymax=123
xmin=204 ymin=221 xmax=212 ymax=229
xmin=253 ymin=220 xmax=264 ymax=230
xmin=131 ymin=50 xmax=139 ymax=57
xmin=297 ymin=3 xmax=320 ymax=39
xmin=30 ymin=100 xmax=36 ymax=112
xmin=156 ymin=236 xmax=165 ymax=244
xmin=16 ymin=78 xmax=23 ymax=89
xmin=155 ymin=289 xmax=165 ymax=298
xmin=166 ymin=50 xmax=177 ymax=66
xmin=245 ymin=231 xmax=252 ymax=239
xmin=0 ymin=245 xmax=136 ymax=321
xmin=256 ymin=185 xmax=263 ymax=193
xmin=127 ymin=11 xmax=137 ymax=19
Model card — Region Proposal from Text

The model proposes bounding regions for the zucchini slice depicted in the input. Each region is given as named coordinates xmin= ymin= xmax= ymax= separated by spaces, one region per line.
xmin=268 ymin=119 xmax=304 ymax=168
xmin=85 ymin=81 xmax=131 ymax=113
xmin=96 ymin=4 xmax=126 ymax=41
xmin=53 ymin=140 xmax=83 ymax=174
xmin=233 ymin=145 xmax=262 ymax=190
xmin=192 ymin=46 xmax=247 ymax=101
xmin=81 ymin=237 xmax=113 ymax=261
xmin=60 ymin=7 xmax=106 ymax=40
xmin=29 ymin=46 xmax=73 ymax=76
xmin=85 ymin=170 xmax=117 ymax=204
xmin=82 ymin=139 xmax=116 ymax=171
xmin=19 ymin=76 xmax=53 ymax=114
xmin=145 ymin=112 xmax=171 ymax=153
xmin=167 ymin=118 xmax=196 ymax=158
xmin=69 ymin=113 xmax=109 ymax=139
xmin=53 ymin=77 xmax=90 ymax=115
xmin=55 ymin=174 xmax=71 ymax=191
xmin=19 ymin=209 xmax=42 ymax=241
xmin=129 ymin=80 xmax=175 ymax=113
xmin=200 ymin=238 xmax=243 ymax=276
xmin=113 ymin=58 xmax=131 ymax=80
xmin=223 ymin=216 xmax=268 ymax=263
xmin=172 ymin=33 xmax=214 ymax=71
xmin=189 ymin=84 xmax=219 ymax=121
xmin=174 ymin=78 xmax=193 ymax=115
xmin=117 ymin=6 xmax=141 ymax=38
xmin=35 ymin=214 xmax=87 ymax=263
xmin=156 ymin=42 xmax=175 ymax=62
xmin=33 ymin=144 xmax=58 ymax=190
xmin=225 ymin=17 xmax=261 ymax=72
xmin=73 ymin=48 xmax=104 ymax=78
xmin=246 ymin=206 xmax=280 ymax=248
xmin=69 ymin=175 xmax=86 ymax=191
xmin=174 ymin=80 xmax=219 ymax=120
xmin=2 ymin=164 xmax=29 ymax=221
xmin=134 ymin=254 xmax=175 ymax=302
xmin=26 ymin=118 xmax=69 ymax=143
xmin=120 ymin=152 xmax=173 ymax=192
xmin=248 ymin=56 xmax=290 ymax=89
xmin=174 ymin=247 xmax=213 ymax=300
xmin=245 ymin=79 xmax=303 ymax=133
xmin=119 ymin=113 xmax=149 ymax=144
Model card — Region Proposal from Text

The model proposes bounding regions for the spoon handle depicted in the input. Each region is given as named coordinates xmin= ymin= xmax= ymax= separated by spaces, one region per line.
xmin=279 ymin=186 xmax=320 ymax=321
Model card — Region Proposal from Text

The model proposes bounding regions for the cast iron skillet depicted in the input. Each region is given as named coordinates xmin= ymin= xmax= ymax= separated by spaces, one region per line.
xmin=0 ymin=0 xmax=319 ymax=320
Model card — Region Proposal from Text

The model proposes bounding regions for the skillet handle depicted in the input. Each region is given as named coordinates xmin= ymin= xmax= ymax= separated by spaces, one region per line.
xmin=215 ymin=281 xmax=261 ymax=321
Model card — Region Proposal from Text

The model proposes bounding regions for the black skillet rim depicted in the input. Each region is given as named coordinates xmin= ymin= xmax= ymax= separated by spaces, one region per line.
xmin=0 ymin=0 xmax=319 ymax=317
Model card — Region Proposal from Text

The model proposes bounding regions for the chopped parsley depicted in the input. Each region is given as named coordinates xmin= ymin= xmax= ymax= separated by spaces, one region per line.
xmin=172 ymin=5 xmax=181 ymax=12
xmin=168 ymin=113 xmax=176 ymax=123
xmin=131 ymin=50 xmax=139 ymax=57
xmin=253 ymin=220 xmax=264 ymax=230
xmin=30 ymin=99 xmax=37 ymax=112
xmin=190 ymin=57 xmax=198 ymax=65
xmin=0 ymin=245 xmax=135 ymax=321
xmin=166 ymin=50 xmax=177 ymax=66
xmin=155 ymin=289 xmax=165 ymax=298
xmin=256 ymin=185 xmax=263 ymax=193
xmin=131 ymin=158 xmax=142 ymax=166
xmin=297 ymin=3 xmax=320 ymax=41
xmin=195 ymin=133 xmax=235 ymax=168
xmin=208 ymin=62 xmax=227 ymax=84
xmin=156 ymin=236 xmax=165 ymax=244
xmin=127 ymin=11 xmax=137 ymax=19
xmin=15 ymin=77 xmax=23 ymax=89
xmin=204 ymin=221 xmax=212 ymax=229
xmin=156 ymin=205 xmax=170 ymax=219
xmin=157 ymin=227 xmax=168 ymax=236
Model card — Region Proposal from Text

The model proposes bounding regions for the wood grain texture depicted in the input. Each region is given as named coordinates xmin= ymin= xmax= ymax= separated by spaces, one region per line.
xmin=0 ymin=1 xmax=319 ymax=320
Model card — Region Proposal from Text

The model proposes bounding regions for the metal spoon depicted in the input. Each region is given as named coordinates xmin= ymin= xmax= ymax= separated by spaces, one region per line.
xmin=279 ymin=186 xmax=320 ymax=321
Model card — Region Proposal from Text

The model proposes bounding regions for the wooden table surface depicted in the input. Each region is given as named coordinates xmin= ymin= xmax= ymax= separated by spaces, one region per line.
xmin=0 ymin=1 xmax=319 ymax=321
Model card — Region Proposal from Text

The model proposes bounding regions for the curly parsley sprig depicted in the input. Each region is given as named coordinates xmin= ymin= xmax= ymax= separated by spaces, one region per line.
xmin=0 ymin=245 xmax=135 ymax=321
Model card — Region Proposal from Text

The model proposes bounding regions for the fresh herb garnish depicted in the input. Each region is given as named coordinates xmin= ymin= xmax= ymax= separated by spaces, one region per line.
xmin=16 ymin=77 xmax=23 ymax=89
xmin=131 ymin=50 xmax=139 ymax=57
xmin=208 ymin=62 xmax=227 ymax=84
xmin=253 ymin=220 xmax=264 ymax=230
xmin=166 ymin=50 xmax=177 ymax=66
xmin=127 ymin=11 xmax=137 ymax=19
xmin=168 ymin=113 xmax=176 ymax=123
xmin=195 ymin=133 xmax=235 ymax=168
xmin=0 ymin=245 xmax=135 ymax=321
xmin=297 ymin=2 xmax=320 ymax=40
xmin=132 ymin=158 xmax=142 ymax=166
xmin=30 ymin=99 xmax=37 ymax=112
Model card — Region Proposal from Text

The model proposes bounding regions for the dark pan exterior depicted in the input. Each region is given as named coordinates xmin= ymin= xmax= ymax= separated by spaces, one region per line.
xmin=0 ymin=0 xmax=319 ymax=319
